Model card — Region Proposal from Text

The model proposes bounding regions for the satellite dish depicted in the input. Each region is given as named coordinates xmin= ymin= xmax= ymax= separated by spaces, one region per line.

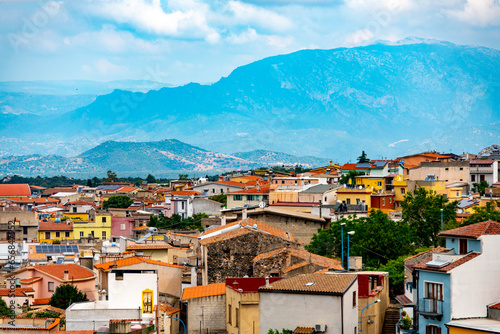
xmin=94 ymin=253 xmax=100 ymax=261
xmin=258 ymin=201 xmax=266 ymax=209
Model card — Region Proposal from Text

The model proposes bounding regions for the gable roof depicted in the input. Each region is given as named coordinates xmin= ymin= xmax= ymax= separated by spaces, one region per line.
xmin=413 ymin=252 xmax=481 ymax=273
xmin=253 ymin=247 xmax=342 ymax=270
xmin=199 ymin=218 xmax=294 ymax=245
xmin=11 ymin=264 xmax=95 ymax=282
xmin=94 ymin=256 xmax=184 ymax=270
xmin=0 ymin=287 xmax=34 ymax=297
xmin=182 ymin=283 xmax=226 ymax=300
xmin=259 ymin=273 xmax=357 ymax=295
xmin=38 ymin=221 xmax=73 ymax=231
xmin=0 ymin=184 xmax=31 ymax=197
xmin=167 ymin=190 xmax=202 ymax=196
xmin=439 ymin=220 xmax=500 ymax=239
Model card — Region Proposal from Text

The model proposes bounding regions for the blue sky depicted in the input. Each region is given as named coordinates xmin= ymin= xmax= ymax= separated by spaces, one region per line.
xmin=1 ymin=0 xmax=500 ymax=85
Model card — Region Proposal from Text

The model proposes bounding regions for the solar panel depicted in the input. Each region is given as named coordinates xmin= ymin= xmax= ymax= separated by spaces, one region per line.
xmin=374 ymin=161 xmax=386 ymax=167
xmin=35 ymin=246 xmax=42 ymax=253
xmin=56 ymin=258 xmax=64 ymax=264
xmin=72 ymin=245 xmax=79 ymax=252
xmin=41 ymin=246 xmax=48 ymax=253
xmin=53 ymin=246 xmax=61 ymax=252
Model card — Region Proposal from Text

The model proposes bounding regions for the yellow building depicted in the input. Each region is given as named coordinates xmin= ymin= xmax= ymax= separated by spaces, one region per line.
xmin=73 ymin=212 xmax=111 ymax=240
xmin=38 ymin=221 xmax=74 ymax=243
xmin=356 ymin=176 xmax=386 ymax=193
xmin=226 ymin=278 xmax=278 ymax=334
xmin=336 ymin=188 xmax=372 ymax=209
xmin=393 ymin=175 xmax=408 ymax=209
xmin=50 ymin=213 xmax=89 ymax=221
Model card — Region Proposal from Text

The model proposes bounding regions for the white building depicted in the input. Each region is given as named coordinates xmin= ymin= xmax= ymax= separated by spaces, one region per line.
xmin=259 ymin=273 xmax=358 ymax=334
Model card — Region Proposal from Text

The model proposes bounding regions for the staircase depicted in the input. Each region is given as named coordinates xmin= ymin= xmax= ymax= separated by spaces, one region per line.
xmin=382 ymin=304 xmax=401 ymax=334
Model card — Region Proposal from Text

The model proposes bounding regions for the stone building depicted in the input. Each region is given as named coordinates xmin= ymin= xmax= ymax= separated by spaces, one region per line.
xmin=252 ymin=247 xmax=343 ymax=277
xmin=199 ymin=218 xmax=300 ymax=284
xmin=182 ymin=283 xmax=227 ymax=334
xmin=0 ymin=209 xmax=39 ymax=241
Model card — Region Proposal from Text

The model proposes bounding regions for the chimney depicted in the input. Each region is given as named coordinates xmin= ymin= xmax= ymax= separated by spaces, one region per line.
xmin=256 ymin=180 xmax=261 ymax=192
xmin=64 ymin=270 xmax=69 ymax=281
xmin=265 ymin=277 xmax=269 ymax=287
xmin=191 ymin=266 xmax=197 ymax=287
xmin=242 ymin=209 xmax=247 ymax=220
xmin=221 ymin=216 xmax=226 ymax=226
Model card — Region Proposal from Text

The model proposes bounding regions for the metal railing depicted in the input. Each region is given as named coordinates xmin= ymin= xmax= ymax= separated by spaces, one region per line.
xmin=419 ymin=298 xmax=443 ymax=315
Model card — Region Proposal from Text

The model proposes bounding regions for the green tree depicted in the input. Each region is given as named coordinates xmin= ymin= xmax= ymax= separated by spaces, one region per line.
xmin=148 ymin=213 xmax=207 ymax=232
xmin=102 ymin=195 xmax=133 ymax=209
xmin=401 ymin=187 xmax=458 ymax=247
xmin=462 ymin=200 xmax=500 ymax=226
xmin=106 ymin=170 xmax=118 ymax=182
xmin=209 ymin=194 xmax=227 ymax=205
xmin=306 ymin=210 xmax=414 ymax=268
xmin=0 ymin=298 xmax=13 ymax=316
xmin=86 ymin=179 xmax=92 ymax=187
xmin=49 ymin=284 xmax=88 ymax=309
xmin=178 ymin=174 xmax=189 ymax=180
xmin=339 ymin=171 xmax=365 ymax=185
xmin=472 ymin=180 xmax=489 ymax=195
xmin=146 ymin=174 xmax=156 ymax=183
xmin=357 ymin=151 xmax=370 ymax=163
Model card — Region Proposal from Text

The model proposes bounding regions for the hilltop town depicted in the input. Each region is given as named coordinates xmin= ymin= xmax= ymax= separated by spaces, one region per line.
xmin=0 ymin=148 xmax=499 ymax=334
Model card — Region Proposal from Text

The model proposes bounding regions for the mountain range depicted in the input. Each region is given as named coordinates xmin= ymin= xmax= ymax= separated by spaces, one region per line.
xmin=1 ymin=38 xmax=499 ymax=167
xmin=0 ymin=139 xmax=331 ymax=178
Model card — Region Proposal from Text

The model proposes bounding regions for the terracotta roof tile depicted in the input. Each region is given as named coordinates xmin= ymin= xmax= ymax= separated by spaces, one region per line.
xmin=294 ymin=327 xmax=315 ymax=334
xmin=413 ymin=252 xmax=480 ymax=272
xmin=395 ymin=294 xmax=414 ymax=306
xmin=491 ymin=303 xmax=500 ymax=310
xmin=0 ymin=287 xmax=34 ymax=297
xmin=16 ymin=264 xmax=95 ymax=281
xmin=38 ymin=221 xmax=73 ymax=231
xmin=0 ymin=184 xmax=31 ymax=197
xmin=439 ymin=220 xmax=500 ymax=239
xmin=259 ymin=273 xmax=357 ymax=295
xmin=20 ymin=277 xmax=42 ymax=284
xmin=213 ymin=180 xmax=247 ymax=187
xmin=283 ymin=261 xmax=309 ymax=273
xmin=63 ymin=200 xmax=94 ymax=206
xmin=182 ymin=283 xmax=226 ymax=300
xmin=253 ymin=248 xmax=342 ymax=270
xmin=199 ymin=228 xmax=251 ymax=245
xmin=126 ymin=241 xmax=181 ymax=250
xmin=229 ymin=185 xmax=270 ymax=194
xmin=341 ymin=163 xmax=358 ymax=170
xmin=32 ymin=298 xmax=51 ymax=305
xmin=10 ymin=197 xmax=60 ymax=204
xmin=94 ymin=256 xmax=184 ymax=270
xmin=167 ymin=190 xmax=202 ymax=196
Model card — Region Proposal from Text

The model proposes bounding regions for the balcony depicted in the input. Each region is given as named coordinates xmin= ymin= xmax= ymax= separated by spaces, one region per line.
xmin=419 ymin=298 xmax=443 ymax=320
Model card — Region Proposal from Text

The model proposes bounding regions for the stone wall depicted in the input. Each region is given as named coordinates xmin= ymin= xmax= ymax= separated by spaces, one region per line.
xmin=187 ymin=294 xmax=226 ymax=334
xmin=206 ymin=231 xmax=299 ymax=284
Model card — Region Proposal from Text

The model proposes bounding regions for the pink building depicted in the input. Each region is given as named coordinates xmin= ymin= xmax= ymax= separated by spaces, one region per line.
xmin=7 ymin=264 xmax=97 ymax=304
xmin=111 ymin=216 xmax=135 ymax=238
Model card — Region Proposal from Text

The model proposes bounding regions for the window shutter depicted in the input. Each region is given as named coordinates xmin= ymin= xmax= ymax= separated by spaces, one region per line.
xmin=426 ymin=326 xmax=431 ymax=334
xmin=437 ymin=327 xmax=441 ymax=334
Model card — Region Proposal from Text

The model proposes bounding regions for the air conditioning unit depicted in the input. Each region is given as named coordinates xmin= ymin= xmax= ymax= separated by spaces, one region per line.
xmin=315 ymin=324 xmax=326 ymax=332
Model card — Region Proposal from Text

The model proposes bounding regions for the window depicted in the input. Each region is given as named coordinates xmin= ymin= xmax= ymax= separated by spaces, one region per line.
xmin=282 ymin=180 xmax=285 ymax=184
xmin=233 ymin=195 xmax=242 ymax=201
xmin=55 ymin=231 xmax=60 ymax=238
xmin=235 ymin=307 xmax=239 ymax=328
xmin=48 ymin=282 xmax=54 ymax=292
xmin=377 ymin=181 xmax=382 ymax=187
xmin=445 ymin=168 xmax=449 ymax=171
xmin=356 ymin=199 xmax=360 ymax=205
xmin=247 ymin=195 xmax=255 ymax=201
xmin=181 ymin=202 xmax=185 ymax=210
xmin=65 ymin=232 xmax=70 ymax=238
xmin=353 ymin=291 xmax=357 ymax=307
xmin=102 ymin=217 xmax=106 ymax=223
xmin=459 ymin=239 xmax=468 ymax=254
xmin=480 ymin=175 xmax=485 ymax=182
xmin=401 ymin=188 xmax=405 ymax=195
xmin=45 ymin=232 xmax=51 ymax=239
xmin=91 ymin=231 xmax=95 ymax=237
xmin=23 ymin=227 xmax=28 ymax=235
xmin=102 ymin=231 xmax=107 ymax=239
xmin=382 ymin=198 xmax=386 ymax=206
xmin=263 ymin=195 xmax=268 ymax=200
xmin=426 ymin=325 xmax=441 ymax=334
xmin=142 ymin=289 xmax=153 ymax=314
xmin=347 ymin=198 xmax=351 ymax=204
xmin=460 ymin=167 xmax=463 ymax=171
xmin=212 ymin=189 xmax=215 ymax=193
xmin=354 ymin=327 xmax=357 ymax=334
xmin=228 ymin=304 xmax=232 ymax=325
xmin=471 ymin=175 xmax=476 ymax=182
xmin=456 ymin=191 xmax=459 ymax=197
xmin=120 ymin=223 xmax=126 ymax=231
xmin=6 ymin=231 xmax=15 ymax=240
xmin=425 ymin=282 xmax=443 ymax=313
xmin=116 ymin=272 xmax=123 ymax=280
xmin=73 ymin=207 xmax=77 ymax=213
xmin=80 ymin=231 xmax=84 ymax=238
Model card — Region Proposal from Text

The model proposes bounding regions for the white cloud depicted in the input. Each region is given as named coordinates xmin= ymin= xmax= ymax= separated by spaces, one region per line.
xmin=446 ymin=0 xmax=500 ymax=26
xmin=95 ymin=58 xmax=127 ymax=75
xmin=266 ymin=35 xmax=294 ymax=49
xmin=87 ymin=0 xmax=219 ymax=41
xmin=226 ymin=28 xmax=258 ymax=44
xmin=343 ymin=29 xmax=374 ymax=45
xmin=388 ymin=139 xmax=409 ymax=147
xmin=226 ymin=1 xmax=294 ymax=32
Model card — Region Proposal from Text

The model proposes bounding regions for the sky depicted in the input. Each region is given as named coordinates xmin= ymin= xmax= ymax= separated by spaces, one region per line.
xmin=1 ymin=0 xmax=500 ymax=86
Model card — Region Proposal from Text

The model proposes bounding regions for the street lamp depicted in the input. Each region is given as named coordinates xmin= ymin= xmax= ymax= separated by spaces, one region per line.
xmin=341 ymin=223 xmax=346 ymax=270
xmin=347 ymin=231 xmax=355 ymax=271
xmin=167 ymin=315 xmax=187 ymax=334
xmin=440 ymin=208 xmax=444 ymax=230
xmin=359 ymin=299 xmax=381 ymax=332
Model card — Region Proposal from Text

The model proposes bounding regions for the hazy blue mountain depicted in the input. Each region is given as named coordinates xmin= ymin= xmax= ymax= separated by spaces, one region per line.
xmin=1 ymin=39 xmax=499 ymax=161
xmin=232 ymin=150 xmax=330 ymax=167
xmin=0 ymin=139 xmax=329 ymax=177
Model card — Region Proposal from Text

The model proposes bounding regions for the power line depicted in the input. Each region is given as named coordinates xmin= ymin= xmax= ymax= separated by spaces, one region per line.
xmin=348 ymin=239 xmax=392 ymax=262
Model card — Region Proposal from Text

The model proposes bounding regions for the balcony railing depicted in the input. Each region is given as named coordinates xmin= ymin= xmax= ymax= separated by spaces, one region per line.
xmin=419 ymin=298 xmax=443 ymax=317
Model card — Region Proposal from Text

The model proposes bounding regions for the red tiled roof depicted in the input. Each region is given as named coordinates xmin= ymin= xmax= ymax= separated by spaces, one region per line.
xmin=17 ymin=264 xmax=96 ymax=281
xmin=439 ymin=220 xmax=500 ymax=239
xmin=341 ymin=163 xmax=357 ymax=170
xmin=229 ymin=185 xmax=270 ymax=194
xmin=491 ymin=303 xmax=500 ymax=310
xmin=116 ymin=186 xmax=141 ymax=192
xmin=182 ymin=283 xmax=226 ymax=300
xmin=413 ymin=252 xmax=480 ymax=272
xmin=9 ymin=197 xmax=59 ymax=204
xmin=38 ymin=221 xmax=73 ymax=231
xmin=94 ymin=256 xmax=184 ymax=270
xmin=470 ymin=159 xmax=495 ymax=164
xmin=133 ymin=226 xmax=149 ymax=230
xmin=395 ymin=294 xmax=414 ymax=306
xmin=0 ymin=184 xmax=31 ymax=197
xmin=259 ymin=273 xmax=357 ymax=294
xmin=32 ymin=298 xmax=51 ymax=305
xmin=214 ymin=180 xmax=246 ymax=187
xmin=200 ymin=218 xmax=294 ymax=245
xmin=20 ymin=277 xmax=42 ymax=284
xmin=63 ymin=200 xmax=94 ymax=206
xmin=167 ymin=190 xmax=202 ymax=196
xmin=0 ymin=287 xmax=34 ymax=297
